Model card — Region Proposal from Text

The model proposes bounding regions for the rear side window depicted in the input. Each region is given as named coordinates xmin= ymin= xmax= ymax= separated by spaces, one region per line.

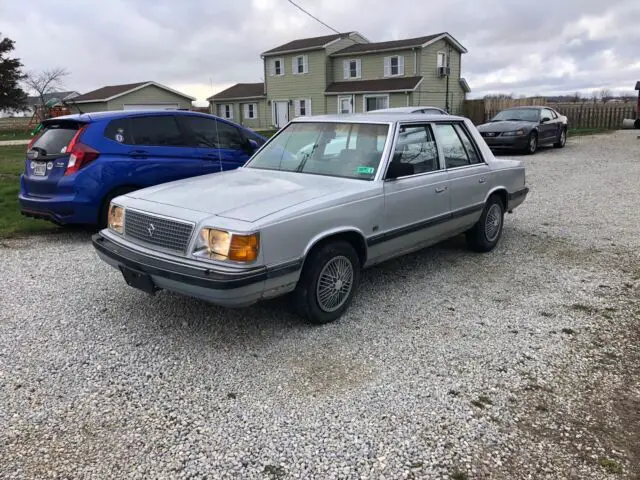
xmin=453 ymin=124 xmax=482 ymax=164
xmin=104 ymin=118 xmax=134 ymax=144
xmin=30 ymin=123 xmax=80 ymax=156
xmin=215 ymin=121 xmax=245 ymax=150
xmin=434 ymin=123 xmax=479 ymax=168
xmin=180 ymin=115 xmax=218 ymax=147
xmin=130 ymin=116 xmax=185 ymax=146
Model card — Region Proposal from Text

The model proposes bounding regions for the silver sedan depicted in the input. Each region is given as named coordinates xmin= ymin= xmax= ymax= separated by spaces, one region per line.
xmin=92 ymin=113 xmax=529 ymax=324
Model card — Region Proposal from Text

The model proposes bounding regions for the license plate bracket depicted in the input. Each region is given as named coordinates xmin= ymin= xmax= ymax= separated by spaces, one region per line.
xmin=119 ymin=265 xmax=157 ymax=295
xmin=33 ymin=162 xmax=46 ymax=176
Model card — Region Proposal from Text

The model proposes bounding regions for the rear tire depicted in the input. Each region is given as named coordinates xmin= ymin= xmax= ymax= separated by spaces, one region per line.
xmin=554 ymin=128 xmax=567 ymax=148
xmin=525 ymin=131 xmax=537 ymax=155
xmin=466 ymin=195 xmax=505 ymax=253
xmin=98 ymin=187 xmax=139 ymax=230
xmin=294 ymin=241 xmax=360 ymax=324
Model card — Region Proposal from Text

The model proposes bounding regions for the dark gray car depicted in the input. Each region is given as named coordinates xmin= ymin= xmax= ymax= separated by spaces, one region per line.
xmin=477 ymin=106 xmax=568 ymax=154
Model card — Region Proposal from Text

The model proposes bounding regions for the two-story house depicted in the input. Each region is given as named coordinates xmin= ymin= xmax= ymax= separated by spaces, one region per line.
xmin=209 ymin=31 xmax=470 ymax=130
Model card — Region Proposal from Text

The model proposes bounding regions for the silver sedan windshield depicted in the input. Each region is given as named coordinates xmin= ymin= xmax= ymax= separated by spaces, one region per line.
xmin=245 ymin=122 xmax=389 ymax=181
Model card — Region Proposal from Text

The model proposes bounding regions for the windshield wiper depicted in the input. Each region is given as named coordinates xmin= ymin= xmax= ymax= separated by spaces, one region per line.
xmin=295 ymin=144 xmax=317 ymax=172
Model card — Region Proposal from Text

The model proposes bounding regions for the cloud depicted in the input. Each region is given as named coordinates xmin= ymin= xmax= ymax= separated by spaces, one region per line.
xmin=1 ymin=0 xmax=638 ymax=105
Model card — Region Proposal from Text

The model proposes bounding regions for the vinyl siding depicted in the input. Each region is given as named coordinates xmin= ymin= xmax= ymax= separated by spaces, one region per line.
xmin=210 ymin=100 xmax=270 ymax=129
xmin=416 ymin=39 xmax=465 ymax=114
xmin=265 ymin=49 xmax=328 ymax=122
xmin=72 ymin=102 xmax=107 ymax=113
xmin=331 ymin=49 xmax=416 ymax=83
xmin=106 ymin=85 xmax=193 ymax=110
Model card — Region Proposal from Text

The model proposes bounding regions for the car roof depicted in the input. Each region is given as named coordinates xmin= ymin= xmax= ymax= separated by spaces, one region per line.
xmin=503 ymin=106 xmax=544 ymax=110
xmin=46 ymin=109 xmax=221 ymax=123
xmin=368 ymin=106 xmax=445 ymax=113
xmin=292 ymin=113 xmax=465 ymax=123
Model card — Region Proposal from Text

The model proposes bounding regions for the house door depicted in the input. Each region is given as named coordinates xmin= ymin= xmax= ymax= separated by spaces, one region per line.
xmin=338 ymin=96 xmax=353 ymax=114
xmin=274 ymin=101 xmax=289 ymax=128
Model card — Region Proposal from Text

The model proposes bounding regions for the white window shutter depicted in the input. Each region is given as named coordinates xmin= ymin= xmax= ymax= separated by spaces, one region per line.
xmin=343 ymin=60 xmax=349 ymax=79
xmin=294 ymin=100 xmax=300 ymax=117
xmin=243 ymin=104 xmax=248 ymax=118
xmin=269 ymin=60 xmax=275 ymax=76
xmin=356 ymin=59 xmax=361 ymax=78
xmin=303 ymin=55 xmax=308 ymax=73
xmin=307 ymin=98 xmax=311 ymax=115
xmin=292 ymin=57 xmax=297 ymax=74
xmin=383 ymin=57 xmax=391 ymax=77
xmin=228 ymin=105 xmax=233 ymax=119
xmin=398 ymin=56 xmax=404 ymax=75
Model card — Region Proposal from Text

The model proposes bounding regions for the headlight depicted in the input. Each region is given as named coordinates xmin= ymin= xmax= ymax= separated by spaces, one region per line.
xmin=107 ymin=204 xmax=124 ymax=234
xmin=194 ymin=228 xmax=259 ymax=262
xmin=502 ymin=129 xmax=526 ymax=136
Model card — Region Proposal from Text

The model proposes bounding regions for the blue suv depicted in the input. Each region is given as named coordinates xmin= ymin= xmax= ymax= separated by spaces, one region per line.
xmin=19 ymin=110 xmax=267 ymax=227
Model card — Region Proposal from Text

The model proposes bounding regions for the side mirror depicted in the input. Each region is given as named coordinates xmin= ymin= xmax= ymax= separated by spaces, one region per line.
xmin=541 ymin=117 xmax=551 ymax=123
xmin=245 ymin=139 xmax=259 ymax=153
xmin=386 ymin=162 xmax=414 ymax=180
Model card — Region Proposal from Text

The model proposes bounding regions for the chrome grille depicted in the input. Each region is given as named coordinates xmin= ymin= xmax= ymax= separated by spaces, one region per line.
xmin=124 ymin=210 xmax=194 ymax=253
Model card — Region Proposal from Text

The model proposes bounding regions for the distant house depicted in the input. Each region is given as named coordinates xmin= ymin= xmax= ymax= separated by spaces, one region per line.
xmin=207 ymin=83 xmax=267 ymax=130
xmin=69 ymin=81 xmax=195 ymax=113
xmin=0 ymin=91 xmax=79 ymax=118
xmin=209 ymin=31 xmax=470 ymax=130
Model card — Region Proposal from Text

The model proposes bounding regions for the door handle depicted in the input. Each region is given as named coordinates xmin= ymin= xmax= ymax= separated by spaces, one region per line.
xmin=478 ymin=177 xmax=487 ymax=184
xmin=435 ymin=186 xmax=448 ymax=193
xmin=128 ymin=149 xmax=149 ymax=158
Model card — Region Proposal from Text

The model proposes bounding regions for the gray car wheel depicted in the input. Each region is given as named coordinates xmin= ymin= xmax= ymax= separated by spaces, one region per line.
xmin=554 ymin=128 xmax=567 ymax=148
xmin=466 ymin=195 xmax=505 ymax=252
xmin=525 ymin=132 xmax=537 ymax=155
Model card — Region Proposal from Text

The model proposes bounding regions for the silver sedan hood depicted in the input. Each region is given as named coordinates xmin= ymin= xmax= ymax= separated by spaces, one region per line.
xmin=126 ymin=168 xmax=355 ymax=222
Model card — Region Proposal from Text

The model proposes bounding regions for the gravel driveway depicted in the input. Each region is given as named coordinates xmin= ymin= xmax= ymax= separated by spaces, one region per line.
xmin=2 ymin=131 xmax=639 ymax=479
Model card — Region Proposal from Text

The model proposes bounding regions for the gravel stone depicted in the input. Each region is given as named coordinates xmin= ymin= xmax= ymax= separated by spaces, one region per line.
xmin=1 ymin=131 xmax=639 ymax=479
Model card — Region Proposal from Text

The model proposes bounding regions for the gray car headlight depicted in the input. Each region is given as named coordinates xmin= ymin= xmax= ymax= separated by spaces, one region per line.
xmin=502 ymin=129 xmax=526 ymax=136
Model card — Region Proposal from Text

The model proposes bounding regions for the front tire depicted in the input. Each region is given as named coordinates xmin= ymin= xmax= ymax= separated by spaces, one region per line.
xmin=554 ymin=128 xmax=567 ymax=148
xmin=466 ymin=195 xmax=505 ymax=252
xmin=294 ymin=241 xmax=360 ymax=324
xmin=525 ymin=131 xmax=538 ymax=155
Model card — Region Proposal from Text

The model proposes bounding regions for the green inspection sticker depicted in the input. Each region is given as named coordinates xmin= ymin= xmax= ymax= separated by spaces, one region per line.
xmin=355 ymin=166 xmax=375 ymax=175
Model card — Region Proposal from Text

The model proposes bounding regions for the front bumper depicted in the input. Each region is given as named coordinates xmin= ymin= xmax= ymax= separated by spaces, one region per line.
xmin=92 ymin=232 xmax=301 ymax=307
xmin=481 ymin=134 xmax=529 ymax=150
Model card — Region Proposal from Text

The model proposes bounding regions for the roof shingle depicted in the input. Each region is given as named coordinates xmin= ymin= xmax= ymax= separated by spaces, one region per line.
xmin=262 ymin=33 xmax=351 ymax=55
xmin=71 ymin=82 xmax=149 ymax=102
xmin=208 ymin=83 xmax=265 ymax=101
xmin=331 ymin=34 xmax=445 ymax=55
xmin=325 ymin=77 xmax=423 ymax=94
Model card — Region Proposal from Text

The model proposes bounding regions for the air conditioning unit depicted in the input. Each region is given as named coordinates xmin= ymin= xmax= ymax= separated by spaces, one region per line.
xmin=437 ymin=66 xmax=451 ymax=77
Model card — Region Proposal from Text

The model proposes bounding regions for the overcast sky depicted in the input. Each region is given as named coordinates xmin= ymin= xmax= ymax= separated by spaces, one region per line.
xmin=2 ymin=0 xmax=639 ymax=106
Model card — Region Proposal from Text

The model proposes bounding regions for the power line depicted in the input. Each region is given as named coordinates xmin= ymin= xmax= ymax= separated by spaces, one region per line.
xmin=286 ymin=0 xmax=341 ymax=35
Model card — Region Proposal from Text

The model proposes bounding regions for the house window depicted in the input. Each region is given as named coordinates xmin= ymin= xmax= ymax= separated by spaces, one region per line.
xmin=218 ymin=104 xmax=233 ymax=119
xmin=293 ymin=55 xmax=308 ymax=74
xmin=272 ymin=58 xmax=284 ymax=76
xmin=437 ymin=52 xmax=448 ymax=69
xmin=384 ymin=55 xmax=404 ymax=77
xmin=343 ymin=59 xmax=361 ymax=79
xmin=295 ymin=98 xmax=311 ymax=116
xmin=363 ymin=95 xmax=389 ymax=112
xmin=243 ymin=103 xmax=257 ymax=119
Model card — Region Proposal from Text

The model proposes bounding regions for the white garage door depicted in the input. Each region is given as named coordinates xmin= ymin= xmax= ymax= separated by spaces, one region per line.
xmin=122 ymin=104 xmax=180 ymax=111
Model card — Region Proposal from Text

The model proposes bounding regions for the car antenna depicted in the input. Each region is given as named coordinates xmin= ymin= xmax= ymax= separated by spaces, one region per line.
xmin=213 ymin=116 xmax=223 ymax=172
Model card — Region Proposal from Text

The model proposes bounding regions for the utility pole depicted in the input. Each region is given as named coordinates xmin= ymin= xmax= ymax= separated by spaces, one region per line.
xmin=445 ymin=45 xmax=451 ymax=113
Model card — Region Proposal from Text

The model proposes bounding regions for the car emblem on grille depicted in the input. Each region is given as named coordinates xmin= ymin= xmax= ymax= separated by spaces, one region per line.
xmin=147 ymin=223 xmax=155 ymax=237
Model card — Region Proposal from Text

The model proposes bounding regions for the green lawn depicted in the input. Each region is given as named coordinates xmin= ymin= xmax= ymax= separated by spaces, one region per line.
xmin=567 ymin=128 xmax=609 ymax=136
xmin=0 ymin=130 xmax=33 ymax=141
xmin=0 ymin=145 xmax=60 ymax=238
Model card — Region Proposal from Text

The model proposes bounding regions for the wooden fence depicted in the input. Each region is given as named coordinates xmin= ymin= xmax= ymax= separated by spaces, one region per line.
xmin=0 ymin=117 xmax=31 ymax=132
xmin=463 ymin=99 xmax=638 ymax=130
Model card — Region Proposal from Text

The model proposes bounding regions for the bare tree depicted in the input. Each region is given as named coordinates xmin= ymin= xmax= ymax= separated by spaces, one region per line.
xmin=24 ymin=67 xmax=69 ymax=120
xmin=571 ymin=91 xmax=582 ymax=103
xmin=599 ymin=88 xmax=613 ymax=103
xmin=591 ymin=90 xmax=600 ymax=104
xmin=618 ymin=90 xmax=636 ymax=103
